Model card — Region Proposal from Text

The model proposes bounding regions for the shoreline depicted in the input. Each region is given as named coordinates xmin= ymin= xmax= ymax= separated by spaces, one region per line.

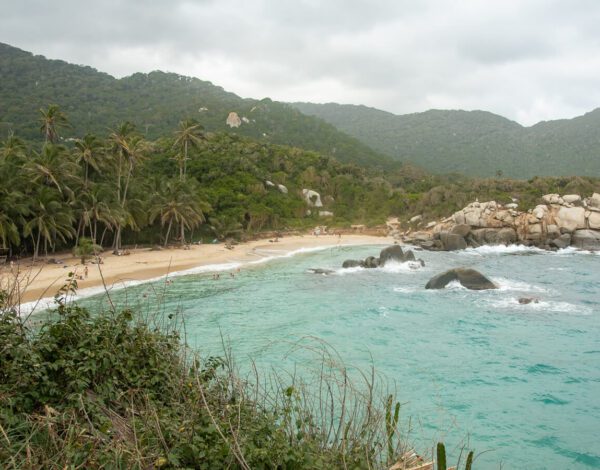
xmin=2 ymin=234 xmax=394 ymax=311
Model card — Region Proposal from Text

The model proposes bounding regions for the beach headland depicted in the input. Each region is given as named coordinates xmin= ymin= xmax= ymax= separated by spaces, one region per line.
xmin=2 ymin=233 xmax=395 ymax=308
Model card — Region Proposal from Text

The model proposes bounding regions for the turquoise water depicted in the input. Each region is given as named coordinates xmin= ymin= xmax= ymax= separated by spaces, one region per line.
xmin=79 ymin=244 xmax=600 ymax=469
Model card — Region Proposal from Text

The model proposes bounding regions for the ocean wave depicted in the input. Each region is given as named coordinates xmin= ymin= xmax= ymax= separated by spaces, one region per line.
xmin=379 ymin=260 xmax=425 ymax=273
xmin=460 ymin=244 xmax=597 ymax=257
xmin=484 ymin=297 xmax=592 ymax=315
xmin=335 ymin=260 xmax=424 ymax=276
xmin=20 ymin=244 xmax=356 ymax=314
xmin=460 ymin=244 xmax=545 ymax=256
xmin=335 ymin=265 xmax=365 ymax=275
xmin=393 ymin=286 xmax=420 ymax=293
xmin=492 ymin=277 xmax=548 ymax=293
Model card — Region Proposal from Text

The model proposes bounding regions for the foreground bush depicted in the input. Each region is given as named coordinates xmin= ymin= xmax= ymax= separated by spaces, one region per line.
xmin=0 ymin=284 xmax=474 ymax=469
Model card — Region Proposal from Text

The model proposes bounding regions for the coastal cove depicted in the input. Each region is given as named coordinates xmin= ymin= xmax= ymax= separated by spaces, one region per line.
xmin=68 ymin=243 xmax=600 ymax=469
xmin=11 ymin=234 xmax=393 ymax=309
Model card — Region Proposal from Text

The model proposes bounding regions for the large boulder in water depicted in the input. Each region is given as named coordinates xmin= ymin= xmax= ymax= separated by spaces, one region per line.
xmin=379 ymin=245 xmax=404 ymax=265
xmin=363 ymin=256 xmax=380 ymax=268
xmin=425 ymin=268 xmax=498 ymax=290
xmin=379 ymin=245 xmax=418 ymax=265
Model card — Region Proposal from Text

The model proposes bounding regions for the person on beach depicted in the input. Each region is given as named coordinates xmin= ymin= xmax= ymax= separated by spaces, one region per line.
xmin=84 ymin=266 xmax=89 ymax=278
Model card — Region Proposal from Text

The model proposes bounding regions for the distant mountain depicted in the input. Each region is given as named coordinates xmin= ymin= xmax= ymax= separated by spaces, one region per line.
xmin=0 ymin=43 xmax=394 ymax=169
xmin=292 ymin=102 xmax=600 ymax=178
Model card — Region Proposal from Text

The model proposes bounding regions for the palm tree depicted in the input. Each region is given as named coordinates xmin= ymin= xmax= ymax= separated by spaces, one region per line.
xmin=173 ymin=119 xmax=205 ymax=244
xmin=173 ymin=119 xmax=205 ymax=181
xmin=108 ymin=123 xmax=148 ymax=251
xmin=0 ymin=132 xmax=27 ymax=163
xmin=23 ymin=187 xmax=75 ymax=259
xmin=39 ymin=104 xmax=70 ymax=143
xmin=73 ymin=237 xmax=101 ymax=264
xmin=73 ymin=134 xmax=104 ymax=186
xmin=25 ymin=144 xmax=80 ymax=197
xmin=149 ymin=178 xmax=209 ymax=246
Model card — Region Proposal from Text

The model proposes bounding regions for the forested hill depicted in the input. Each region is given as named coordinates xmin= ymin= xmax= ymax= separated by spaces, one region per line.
xmin=0 ymin=42 xmax=393 ymax=169
xmin=292 ymin=102 xmax=600 ymax=178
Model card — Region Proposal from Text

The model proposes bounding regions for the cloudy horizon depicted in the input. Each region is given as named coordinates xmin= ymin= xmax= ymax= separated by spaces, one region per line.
xmin=2 ymin=0 xmax=600 ymax=126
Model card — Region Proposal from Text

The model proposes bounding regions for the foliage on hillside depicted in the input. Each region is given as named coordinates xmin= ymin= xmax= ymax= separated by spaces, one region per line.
xmin=2 ymin=102 xmax=599 ymax=261
xmin=0 ymin=42 xmax=394 ymax=169
xmin=0 ymin=107 xmax=413 ymax=259
xmin=292 ymin=102 xmax=600 ymax=178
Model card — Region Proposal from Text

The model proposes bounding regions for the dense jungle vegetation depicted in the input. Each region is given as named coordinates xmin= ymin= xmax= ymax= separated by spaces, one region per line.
xmin=1 ymin=104 xmax=599 ymax=261
xmin=0 ymin=104 xmax=415 ymax=259
xmin=0 ymin=42 xmax=393 ymax=169
xmin=292 ymin=102 xmax=600 ymax=178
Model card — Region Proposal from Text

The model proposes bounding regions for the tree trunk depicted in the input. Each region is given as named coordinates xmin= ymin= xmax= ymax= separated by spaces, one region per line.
xmin=33 ymin=232 xmax=40 ymax=261
xmin=114 ymin=225 xmax=121 ymax=251
xmin=100 ymin=227 xmax=108 ymax=247
xmin=75 ymin=218 xmax=83 ymax=246
xmin=164 ymin=220 xmax=173 ymax=247
xmin=183 ymin=140 xmax=188 ymax=180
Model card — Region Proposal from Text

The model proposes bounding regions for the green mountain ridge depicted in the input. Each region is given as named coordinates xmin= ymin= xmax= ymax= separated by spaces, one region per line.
xmin=291 ymin=102 xmax=600 ymax=178
xmin=0 ymin=42 xmax=394 ymax=169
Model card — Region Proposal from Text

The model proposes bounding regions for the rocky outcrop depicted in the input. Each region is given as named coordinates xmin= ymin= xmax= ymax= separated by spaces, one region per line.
xmin=342 ymin=259 xmax=362 ymax=268
xmin=302 ymin=189 xmax=323 ymax=207
xmin=226 ymin=112 xmax=242 ymax=128
xmin=425 ymin=268 xmax=498 ymax=290
xmin=402 ymin=192 xmax=600 ymax=251
xmin=571 ymin=230 xmax=600 ymax=250
xmin=380 ymin=245 xmax=413 ymax=265
xmin=342 ymin=245 xmax=423 ymax=269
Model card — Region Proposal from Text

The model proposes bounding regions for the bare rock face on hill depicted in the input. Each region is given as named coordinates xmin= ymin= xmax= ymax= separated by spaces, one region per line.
xmin=402 ymin=192 xmax=600 ymax=251
xmin=226 ymin=112 xmax=242 ymax=128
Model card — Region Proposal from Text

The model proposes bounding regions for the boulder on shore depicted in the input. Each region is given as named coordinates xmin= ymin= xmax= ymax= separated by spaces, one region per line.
xmin=571 ymin=230 xmax=600 ymax=250
xmin=425 ymin=268 xmax=498 ymax=290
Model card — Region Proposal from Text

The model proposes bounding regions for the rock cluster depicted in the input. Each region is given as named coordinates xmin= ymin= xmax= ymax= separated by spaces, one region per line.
xmin=342 ymin=245 xmax=424 ymax=269
xmin=403 ymin=193 xmax=600 ymax=251
xmin=425 ymin=268 xmax=498 ymax=290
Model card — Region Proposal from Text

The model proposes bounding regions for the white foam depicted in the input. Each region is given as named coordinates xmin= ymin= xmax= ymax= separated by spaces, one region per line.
xmin=492 ymin=277 xmax=548 ymax=293
xmin=445 ymin=279 xmax=467 ymax=290
xmin=335 ymin=265 xmax=365 ymax=275
xmin=485 ymin=297 xmax=592 ymax=315
xmin=460 ymin=244 xmax=544 ymax=256
xmin=393 ymin=286 xmax=420 ymax=293
xmin=379 ymin=260 xmax=424 ymax=273
xmin=248 ymin=245 xmax=338 ymax=265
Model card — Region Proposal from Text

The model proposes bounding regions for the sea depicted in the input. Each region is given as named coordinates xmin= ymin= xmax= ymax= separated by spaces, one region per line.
xmin=44 ymin=244 xmax=600 ymax=469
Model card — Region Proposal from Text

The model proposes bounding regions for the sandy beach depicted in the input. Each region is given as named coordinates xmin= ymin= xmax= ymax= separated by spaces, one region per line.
xmin=1 ymin=233 xmax=394 ymax=307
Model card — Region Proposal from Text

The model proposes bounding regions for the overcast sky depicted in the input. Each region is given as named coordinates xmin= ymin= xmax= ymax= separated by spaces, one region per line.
xmin=2 ymin=0 xmax=600 ymax=125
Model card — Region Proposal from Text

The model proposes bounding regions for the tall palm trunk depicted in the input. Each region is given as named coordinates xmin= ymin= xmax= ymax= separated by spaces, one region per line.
xmin=164 ymin=219 xmax=173 ymax=247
